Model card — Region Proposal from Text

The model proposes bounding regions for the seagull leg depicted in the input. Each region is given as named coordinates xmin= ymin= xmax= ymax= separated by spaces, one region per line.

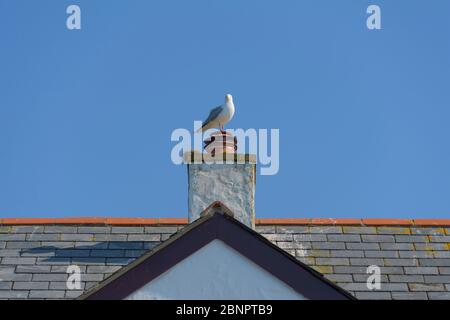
xmin=220 ymin=123 xmax=225 ymax=134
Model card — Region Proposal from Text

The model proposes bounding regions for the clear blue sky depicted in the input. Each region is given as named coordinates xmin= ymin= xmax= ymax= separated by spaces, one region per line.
xmin=1 ymin=1 xmax=449 ymax=218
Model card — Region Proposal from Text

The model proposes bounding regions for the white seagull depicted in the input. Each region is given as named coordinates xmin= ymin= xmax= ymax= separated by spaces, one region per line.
xmin=197 ymin=94 xmax=235 ymax=133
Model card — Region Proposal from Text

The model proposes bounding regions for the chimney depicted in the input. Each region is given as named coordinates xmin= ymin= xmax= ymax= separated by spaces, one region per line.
xmin=185 ymin=151 xmax=256 ymax=229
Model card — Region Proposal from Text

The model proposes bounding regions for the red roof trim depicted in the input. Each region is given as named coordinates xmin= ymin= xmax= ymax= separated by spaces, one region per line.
xmin=0 ymin=217 xmax=188 ymax=225
xmin=361 ymin=219 xmax=415 ymax=226
xmin=1 ymin=217 xmax=450 ymax=226
xmin=413 ymin=219 xmax=450 ymax=226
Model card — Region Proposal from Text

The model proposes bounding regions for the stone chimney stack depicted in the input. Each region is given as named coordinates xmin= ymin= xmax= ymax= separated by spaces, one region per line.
xmin=185 ymin=152 xmax=256 ymax=229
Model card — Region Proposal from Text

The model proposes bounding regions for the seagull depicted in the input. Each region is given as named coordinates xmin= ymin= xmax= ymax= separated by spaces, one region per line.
xmin=197 ymin=94 xmax=235 ymax=133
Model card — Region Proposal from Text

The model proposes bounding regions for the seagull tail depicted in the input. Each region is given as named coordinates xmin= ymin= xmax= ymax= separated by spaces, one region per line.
xmin=196 ymin=121 xmax=211 ymax=133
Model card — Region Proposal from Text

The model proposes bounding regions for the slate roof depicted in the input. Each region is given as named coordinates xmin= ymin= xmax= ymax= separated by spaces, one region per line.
xmin=1 ymin=218 xmax=450 ymax=300
xmin=81 ymin=204 xmax=353 ymax=300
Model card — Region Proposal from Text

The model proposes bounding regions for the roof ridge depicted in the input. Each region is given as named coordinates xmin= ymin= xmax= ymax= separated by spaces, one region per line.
xmin=1 ymin=217 xmax=450 ymax=226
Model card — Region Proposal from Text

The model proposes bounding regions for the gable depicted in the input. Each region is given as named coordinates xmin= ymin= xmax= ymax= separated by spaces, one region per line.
xmin=81 ymin=206 xmax=353 ymax=300
xmin=126 ymin=239 xmax=305 ymax=300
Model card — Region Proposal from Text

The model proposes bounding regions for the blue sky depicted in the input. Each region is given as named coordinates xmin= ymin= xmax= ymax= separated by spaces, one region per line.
xmin=1 ymin=1 xmax=449 ymax=218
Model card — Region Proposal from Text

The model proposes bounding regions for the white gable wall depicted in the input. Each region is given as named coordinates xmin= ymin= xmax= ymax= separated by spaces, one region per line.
xmin=126 ymin=239 xmax=305 ymax=300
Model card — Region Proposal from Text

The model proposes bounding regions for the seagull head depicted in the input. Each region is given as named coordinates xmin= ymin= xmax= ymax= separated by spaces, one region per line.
xmin=225 ymin=94 xmax=233 ymax=102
